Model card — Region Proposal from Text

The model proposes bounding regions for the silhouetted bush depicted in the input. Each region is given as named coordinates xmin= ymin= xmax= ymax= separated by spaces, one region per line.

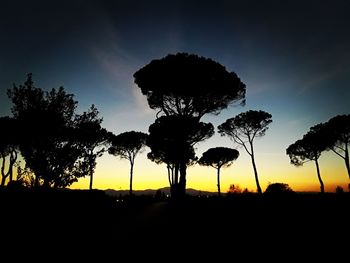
xmin=335 ymin=186 xmax=344 ymax=194
xmin=264 ymin=183 xmax=294 ymax=195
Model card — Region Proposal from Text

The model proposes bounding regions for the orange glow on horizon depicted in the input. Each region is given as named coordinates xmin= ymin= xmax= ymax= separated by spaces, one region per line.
xmin=69 ymin=151 xmax=349 ymax=193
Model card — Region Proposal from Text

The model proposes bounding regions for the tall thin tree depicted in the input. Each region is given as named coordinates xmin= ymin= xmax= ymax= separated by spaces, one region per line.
xmin=286 ymin=124 xmax=328 ymax=193
xmin=75 ymin=105 xmax=110 ymax=190
xmin=109 ymin=131 xmax=148 ymax=195
xmin=218 ymin=110 xmax=272 ymax=194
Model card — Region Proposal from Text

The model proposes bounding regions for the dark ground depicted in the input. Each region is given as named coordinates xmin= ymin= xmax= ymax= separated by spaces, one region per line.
xmin=1 ymin=189 xmax=348 ymax=259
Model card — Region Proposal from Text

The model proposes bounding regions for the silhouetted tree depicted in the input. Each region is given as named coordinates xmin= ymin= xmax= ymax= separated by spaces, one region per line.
xmin=0 ymin=117 xmax=19 ymax=187
xmin=109 ymin=131 xmax=148 ymax=195
xmin=134 ymin=53 xmax=245 ymax=197
xmin=75 ymin=105 xmax=110 ymax=190
xmin=7 ymin=74 xmax=95 ymax=188
xmin=264 ymin=183 xmax=294 ymax=194
xmin=198 ymin=147 xmax=239 ymax=196
xmin=218 ymin=110 xmax=272 ymax=194
xmin=286 ymin=124 xmax=328 ymax=193
xmin=134 ymin=53 xmax=246 ymax=118
xmin=147 ymin=116 xmax=214 ymax=198
xmin=323 ymin=115 xmax=350 ymax=179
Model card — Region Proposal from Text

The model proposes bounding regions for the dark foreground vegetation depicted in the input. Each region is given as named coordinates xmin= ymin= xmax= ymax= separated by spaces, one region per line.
xmin=1 ymin=189 xmax=348 ymax=258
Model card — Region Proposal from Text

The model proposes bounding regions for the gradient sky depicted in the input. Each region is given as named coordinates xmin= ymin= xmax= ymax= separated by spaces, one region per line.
xmin=1 ymin=0 xmax=349 ymax=192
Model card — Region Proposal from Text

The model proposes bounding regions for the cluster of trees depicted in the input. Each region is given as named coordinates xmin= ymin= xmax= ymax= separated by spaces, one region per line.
xmin=1 ymin=53 xmax=348 ymax=198
xmin=287 ymin=115 xmax=350 ymax=193
xmin=0 ymin=74 xmax=148 ymax=194
xmin=134 ymin=53 xmax=274 ymax=197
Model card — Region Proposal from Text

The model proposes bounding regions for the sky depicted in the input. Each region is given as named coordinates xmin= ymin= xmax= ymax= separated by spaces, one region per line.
xmin=1 ymin=0 xmax=349 ymax=192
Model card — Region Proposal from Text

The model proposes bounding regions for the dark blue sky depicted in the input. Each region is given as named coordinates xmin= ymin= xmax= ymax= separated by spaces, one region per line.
xmin=1 ymin=0 xmax=349 ymax=190
xmin=1 ymin=0 xmax=349 ymax=117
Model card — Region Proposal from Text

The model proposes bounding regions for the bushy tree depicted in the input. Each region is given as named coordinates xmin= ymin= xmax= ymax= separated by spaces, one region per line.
xmin=264 ymin=183 xmax=294 ymax=195
xmin=134 ymin=52 xmax=246 ymax=118
xmin=7 ymin=74 xmax=105 ymax=188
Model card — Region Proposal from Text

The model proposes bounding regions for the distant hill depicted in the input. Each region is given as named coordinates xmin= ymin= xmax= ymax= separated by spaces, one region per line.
xmin=104 ymin=187 xmax=217 ymax=197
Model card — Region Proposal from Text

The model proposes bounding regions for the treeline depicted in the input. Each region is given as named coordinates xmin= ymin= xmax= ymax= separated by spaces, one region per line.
xmin=1 ymin=53 xmax=349 ymax=198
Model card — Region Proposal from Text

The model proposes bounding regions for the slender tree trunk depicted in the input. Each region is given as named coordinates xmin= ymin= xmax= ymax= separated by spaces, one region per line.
xmin=315 ymin=158 xmax=324 ymax=193
xmin=1 ymin=155 xmax=6 ymax=187
xmin=1 ymin=176 xmax=5 ymax=187
xmin=89 ymin=165 xmax=94 ymax=190
xmin=129 ymin=161 xmax=134 ymax=196
xmin=217 ymin=168 xmax=221 ymax=197
xmin=9 ymin=166 xmax=13 ymax=182
xmin=167 ymin=165 xmax=172 ymax=186
xmin=345 ymin=147 xmax=350 ymax=180
xmin=9 ymin=150 xmax=17 ymax=182
xmin=249 ymin=142 xmax=262 ymax=194
xmin=171 ymin=163 xmax=180 ymax=199
xmin=174 ymin=163 xmax=179 ymax=185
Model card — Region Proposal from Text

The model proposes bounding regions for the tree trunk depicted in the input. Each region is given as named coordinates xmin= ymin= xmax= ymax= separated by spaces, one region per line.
xmin=315 ymin=158 xmax=324 ymax=193
xmin=129 ymin=161 xmax=134 ymax=196
xmin=43 ymin=178 xmax=50 ymax=189
xmin=174 ymin=163 xmax=179 ymax=185
xmin=345 ymin=146 xmax=350 ymax=180
xmin=250 ymin=142 xmax=262 ymax=194
xmin=170 ymin=184 xmax=178 ymax=199
xmin=170 ymin=163 xmax=180 ymax=199
xmin=178 ymin=162 xmax=187 ymax=198
xmin=9 ymin=150 xmax=17 ymax=182
xmin=217 ymin=168 xmax=221 ymax=197
xmin=34 ymin=175 xmax=40 ymax=188
xmin=89 ymin=156 xmax=95 ymax=190
xmin=1 ymin=155 xmax=6 ymax=187
xmin=1 ymin=176 xmax=5 ymax=187
xmin=167 ymin=165 xmax=172 ymax=186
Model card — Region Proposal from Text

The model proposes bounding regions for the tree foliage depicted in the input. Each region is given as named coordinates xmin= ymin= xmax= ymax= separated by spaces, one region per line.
xmin=218 ymin=110 xmax=272 ymax=194
xmin=75 ymin=105 xmax=110 ymax=190
xmin=323 ymin=114 xmax=350 ymax=179
xmin=198 ymin=147 xmax=239 ymax=169
xmin=286 ymin=124 xmax=327 ymax=166
xmin=134 ymin=53 xmax=244 ymax=198
xmin=134 ymin=52 xmax=246 ymax=118
xmin=147 ymin=116 xmax=213 ymax=165
xmin=147 ymin=115 xmax=214 ymax=197
xmin=7 ymin=74 xmax=104 ymax=188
